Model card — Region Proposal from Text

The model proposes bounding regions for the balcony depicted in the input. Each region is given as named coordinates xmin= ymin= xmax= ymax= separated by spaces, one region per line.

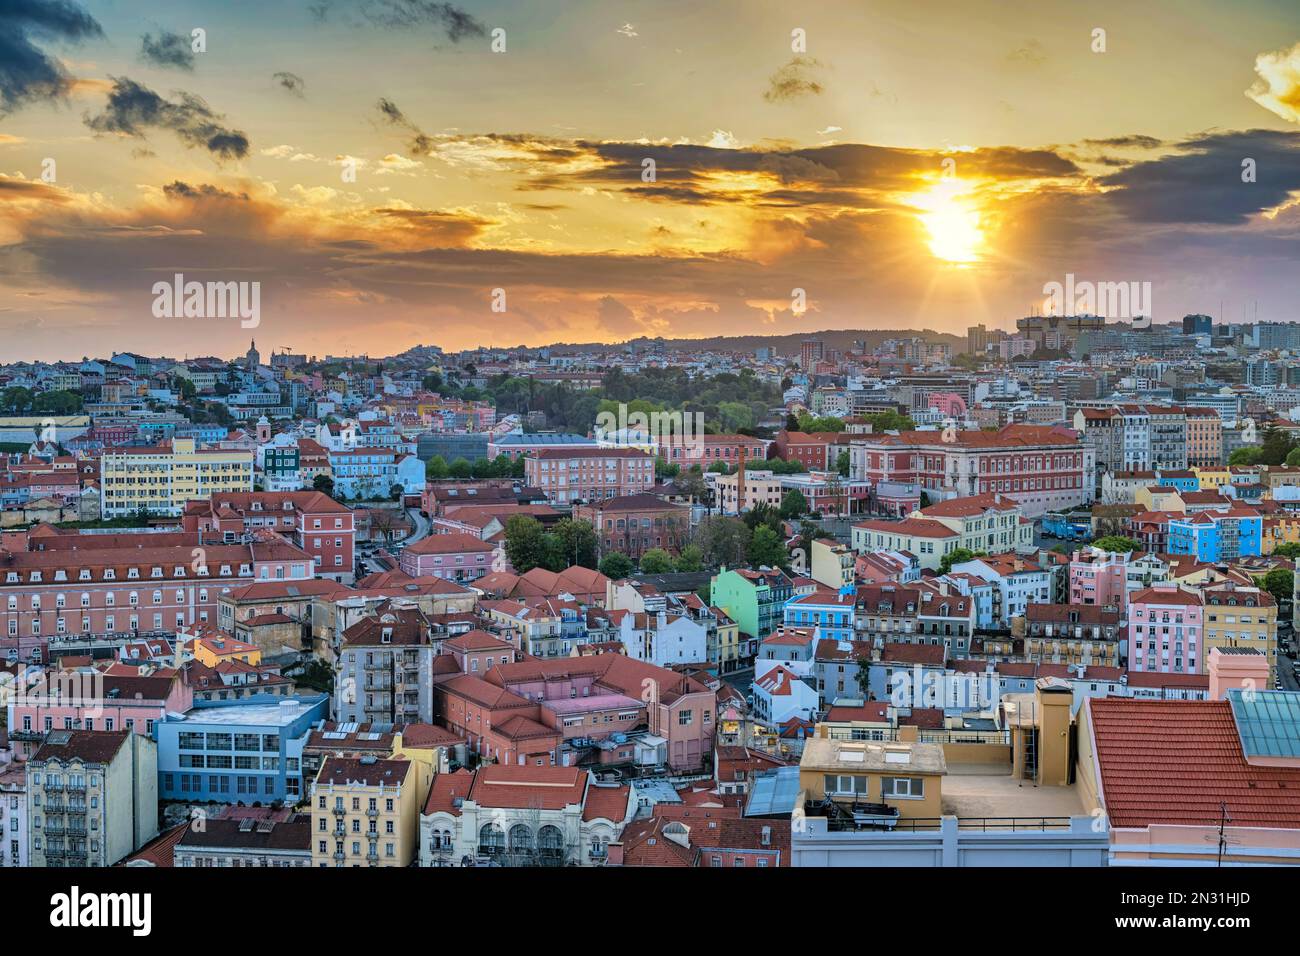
xmin=332 ymin=825 xmax=346 ymax=837
xmin=366 ymin=806 xmax=379 ymax=818
xmin=332 ymin=806 xmax=346 ymax=817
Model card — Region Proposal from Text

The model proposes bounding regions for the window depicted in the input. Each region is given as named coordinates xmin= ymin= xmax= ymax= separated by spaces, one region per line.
xmin=824 ymin=774 xmax=867 ymax=796
xmin=882 ymin=776 xmax=924 ymax=799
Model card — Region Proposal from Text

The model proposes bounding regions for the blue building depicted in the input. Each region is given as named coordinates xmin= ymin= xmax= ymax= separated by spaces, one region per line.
xmin=156 ymin=694 xmax=329 ymax=805
xmin=1167 ymin=510 xmax=1262 ymax=563
xmin=783 ymin=591 xmax=855 ymax=642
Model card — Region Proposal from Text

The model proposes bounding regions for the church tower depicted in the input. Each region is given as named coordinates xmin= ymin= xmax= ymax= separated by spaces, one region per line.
xmin=246 ymin=339 xmax=260 ymax=371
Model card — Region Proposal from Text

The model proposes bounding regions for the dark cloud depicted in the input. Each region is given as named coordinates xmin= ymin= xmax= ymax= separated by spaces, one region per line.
xmin=310 ymin=1 xmax=486 ymax=41
xmin=273 ymin=71 xmax=305 ymax=97
xmin=162 ymin=180 xmax=250 ymax=201
xmin=139 ymin=31 xmax=195 ymax=71
xmin=520 ymin=139 xmax=1080 ymax=207
xmin=1100 ymin=129 xmax=1300 ymax=224
xmin=763 ymin=56 xmax=825 ymax=103
xmin=83 ymin=77 xmax=250 ymax=161
xmin=0 ymin=0 xmax=104 ymax=113
xmin=376 ymin=97 xmax=431 ymax=155
xmin=1082 ymin=135 xmax=1165 ymax=149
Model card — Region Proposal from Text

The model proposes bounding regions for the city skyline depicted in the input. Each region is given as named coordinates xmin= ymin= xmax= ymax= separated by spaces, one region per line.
xmin=1 ymin=0 xmax=1300 ymax=362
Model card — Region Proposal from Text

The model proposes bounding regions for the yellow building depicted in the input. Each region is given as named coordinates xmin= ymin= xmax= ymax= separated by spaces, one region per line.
xmin=1192 ymin=465 xmax=1230 ymax=492
xmin=101 ymin=438 xmax=253 ymax=517
xmin=1201 ymin=582 xmax=1277 ymax=679
xmin=191 ymin=634 xmax=262 ymax=667
xmin=714 ymin=611 xmax=741 ymax=671
xmin=811 ymin=538 xmax=854 ymax=591
xmin=713 ymin=468 xmax=784 ymax=514
xmin=1262 ymin=513 xmax=1300 ymax=554
xmin=1134 ymin=485 xmax=1184 ymax=513
xmin=310 ymin=756 xmax=430 ymax=867
xmin=798 ymin=736 xmax=945 ymax=820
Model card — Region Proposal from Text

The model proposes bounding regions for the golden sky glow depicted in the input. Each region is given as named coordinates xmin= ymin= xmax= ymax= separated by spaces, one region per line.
xmin=1 ymin=0 xmax=1299 ymax=360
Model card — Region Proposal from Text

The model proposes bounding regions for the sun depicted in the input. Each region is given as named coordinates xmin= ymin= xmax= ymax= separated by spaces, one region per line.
xmin=911 ymin=178 xmax=986 ymax=265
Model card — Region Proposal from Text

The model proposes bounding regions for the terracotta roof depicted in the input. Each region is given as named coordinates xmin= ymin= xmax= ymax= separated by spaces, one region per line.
xmin=1089 ymin=697 xmax=1300 ymax=829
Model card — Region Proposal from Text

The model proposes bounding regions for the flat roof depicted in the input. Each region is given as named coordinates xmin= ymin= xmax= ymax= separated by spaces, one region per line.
xmin=940 ymin=767 xmax=1086 ymax=818
xmin=171 ymin=697 xmax=325 ymax=727
xmin=800 ymin=736 xmax=946 ymax=775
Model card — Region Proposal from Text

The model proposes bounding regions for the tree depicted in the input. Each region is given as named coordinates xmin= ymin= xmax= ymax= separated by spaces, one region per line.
xmin=674 ymin=468 xmax=709 ymax=505
xmin=694 ymin=516 xmax=751 ymax=568
xmin=747 ymin=525 xmax=788 ymax=570
xmin=639 ymin=548 xmax=675 ymax=574
xmin=504 ymin=515 xmax=548 ymax=573
xmin=854 ymin=655 xmax=872 ymax=699
xmin=552 ymin=518 xmax=598 ymax=569
xmin=1091 ymin=535 xmax=1142 ymax=554
xmin=796 ymin=411 xmax=845 ymax=433
xmin=388 ymin=483 xmax=404 ymax=501
xmin=425 ymin=455 xmax=449 ymax=480
xmin=471 ymin=457 xmax=495 ymax=479
xmin=1261 ymin=426 xmax=1298 ymax=466
xmin=312 ymin=474 xmax=335 ymax=496
xmin=1273 ymin=542 xmax=1300 ymax=560
xmin=824 ymin=473 xmax=847 ymax=516
xmin=865 ymin=409 xmax=917 ymax=432
xmin=938 ymin=547 xmax=986 ymax=574
xmin=707 ymin=460 xmax=730 ymax=474
xmin=674 ymin=543 xmax=703 ymax=572
xmin=598 ymin=552 xmax=634 ymax=580
xmin=742 ymin=501 xmax=781 ymax=534
xmin=1287 ymin=448 xmax=1300 ymax=468
xmin=779 ymin=488 xmax=808 ymax=520
xmin=835 ymin=449 xmax=851 ymax=477
xmin=1254 ymin=567 xmax=1294 ymax=606
xmin=370 ymin=508 xmax=399 ymax=545
xmin=1228 ymin=446 xmax=1262 ymax=466
xmin=448 ymin=457 xmax=473 ymax=479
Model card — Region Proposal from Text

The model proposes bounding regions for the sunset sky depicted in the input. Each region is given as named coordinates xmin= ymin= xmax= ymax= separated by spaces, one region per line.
xmin=2 ymin=0 xmax=1300 ymax=361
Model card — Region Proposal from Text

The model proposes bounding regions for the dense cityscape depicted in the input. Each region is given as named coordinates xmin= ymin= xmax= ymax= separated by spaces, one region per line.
xmin=0 ymin=315 xmax=1297 ymax=876
xmin=2 ymin=0 xmax=1298 ymax=935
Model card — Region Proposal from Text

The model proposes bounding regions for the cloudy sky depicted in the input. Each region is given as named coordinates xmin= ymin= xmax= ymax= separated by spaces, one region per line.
xmin=2 ymin=0 xmax=1300 ymax=361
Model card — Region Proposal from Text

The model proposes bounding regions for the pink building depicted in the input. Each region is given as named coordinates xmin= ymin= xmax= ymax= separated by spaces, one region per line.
xmin=927 ymin=392 xmax=968 ymax=419
xmin=524 ymin=448 xmax=654 ymax=506
xmin=1 ymin=531 xmax=314 ymax=665
xmin=7 ymin=667 xmax=192 ymax=759
xmin=480 ymin=653 xmax=718 ymax=772
xmin=1127 ymin=585 xmax=1203 ymax=674
xmin=398 ymin=532 xmax=498 ymax=582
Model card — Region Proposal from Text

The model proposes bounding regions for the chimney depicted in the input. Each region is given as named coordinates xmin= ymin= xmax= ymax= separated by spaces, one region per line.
xmin=1208 ymin=647 xmax=1269 ymax=701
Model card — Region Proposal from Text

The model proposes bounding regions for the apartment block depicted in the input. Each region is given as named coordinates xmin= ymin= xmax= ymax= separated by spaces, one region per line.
xmin=101 ymin=438 xmax=254 ymax=518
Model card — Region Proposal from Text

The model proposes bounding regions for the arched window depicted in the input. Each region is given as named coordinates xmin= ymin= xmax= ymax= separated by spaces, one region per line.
xmin=538 ymin=825 xmax=564 ymax=864
xmin=508 ymin=823 xmax=533 ymax=855
xmin=478 ymin=823 xmax=504 ymax=857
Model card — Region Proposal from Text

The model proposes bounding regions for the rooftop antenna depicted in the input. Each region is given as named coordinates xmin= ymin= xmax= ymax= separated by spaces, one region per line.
xmin=1217 ymin=801 xmax=1231 ymax=867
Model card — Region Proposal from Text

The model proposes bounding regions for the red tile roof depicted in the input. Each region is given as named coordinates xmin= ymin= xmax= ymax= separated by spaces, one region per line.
xmin=1088 ymin=697 xmax=1300 ymax=829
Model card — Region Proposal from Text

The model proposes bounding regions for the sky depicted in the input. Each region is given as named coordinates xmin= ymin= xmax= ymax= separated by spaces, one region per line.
xmin=1 ymin=0 xmax=1300 ymax=362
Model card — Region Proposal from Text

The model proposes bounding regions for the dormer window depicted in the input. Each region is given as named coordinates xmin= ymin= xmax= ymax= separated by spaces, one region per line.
xmin=30 ymin=571 xmax=42 ymax=583
xmin=104 ymin=569 xmax=116 ymax=580
xmin=79 ymin=570 xmax=91 ymax=581
xmin=127 ymin=568 xmax=139 ymax=579
xmin=151 ymin=567 xmax=163 ymax=578
xmin=174 ymin=566 xmax=185 ymax=576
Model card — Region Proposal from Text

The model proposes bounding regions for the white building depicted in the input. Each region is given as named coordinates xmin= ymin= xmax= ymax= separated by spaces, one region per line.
xmin=616 ymin=610 xmax=708 ymax=669
xmin=752 ymin=664 xmax=821 ymax=727
xmin=420 ymin=765 xmax=632 ymax=867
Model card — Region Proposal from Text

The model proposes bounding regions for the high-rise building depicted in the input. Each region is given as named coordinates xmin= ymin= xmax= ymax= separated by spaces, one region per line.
xmin=800 ymin=339 xmax=824 ymax=370
xmin=1182 ymin=314 xmax=1213 ymax=336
